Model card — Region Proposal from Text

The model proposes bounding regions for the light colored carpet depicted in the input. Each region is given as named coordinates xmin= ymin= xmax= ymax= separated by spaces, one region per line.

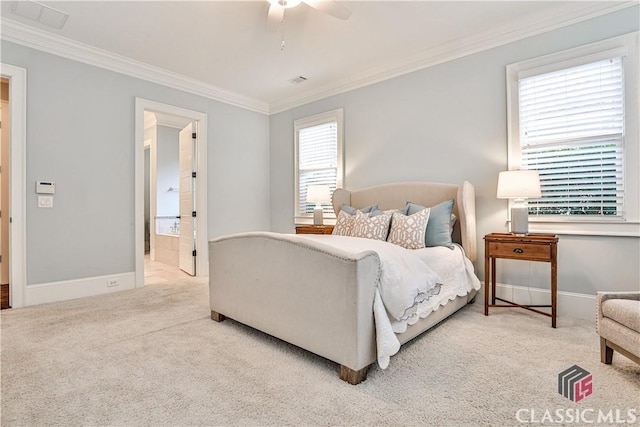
xmin=1 ymin=271 xmax=638 ymax=426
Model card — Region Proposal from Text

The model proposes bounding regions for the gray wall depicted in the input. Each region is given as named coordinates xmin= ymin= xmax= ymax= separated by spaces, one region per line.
xmin=1 ymin=41 xmax=270 ymax=285
xmin=270 ymin=7 xmax=640 ymax=295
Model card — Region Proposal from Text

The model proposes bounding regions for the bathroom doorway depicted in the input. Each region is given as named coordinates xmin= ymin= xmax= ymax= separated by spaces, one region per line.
xmin=135 ymin=99 xmax=208 ymax=287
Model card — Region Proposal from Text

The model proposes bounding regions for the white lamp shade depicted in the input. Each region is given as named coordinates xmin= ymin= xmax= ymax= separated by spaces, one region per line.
xmin=306 ymin=185 xmax=331 ymax=204
xmin=496 ymin=170 xmax=542 ymax=200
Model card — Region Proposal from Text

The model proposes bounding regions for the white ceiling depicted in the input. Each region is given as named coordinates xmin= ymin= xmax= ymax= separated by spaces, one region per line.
xmin=0 ymin=1 xmax=634 ymax=113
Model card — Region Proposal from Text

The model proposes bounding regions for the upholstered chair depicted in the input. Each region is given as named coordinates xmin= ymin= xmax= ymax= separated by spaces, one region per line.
xmin=597 ymin=292 xmax=640 ymax=366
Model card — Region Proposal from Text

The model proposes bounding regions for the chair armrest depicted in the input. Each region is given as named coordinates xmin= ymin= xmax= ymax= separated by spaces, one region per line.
xmin=596 ymin=292 xmax=640 ymax=333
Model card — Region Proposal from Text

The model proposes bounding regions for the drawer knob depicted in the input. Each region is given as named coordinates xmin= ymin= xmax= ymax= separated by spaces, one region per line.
xmin=513 ymin=248 xmax=524 ymax=254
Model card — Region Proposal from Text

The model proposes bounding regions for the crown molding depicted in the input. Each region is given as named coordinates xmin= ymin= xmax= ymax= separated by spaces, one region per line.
xmin=269 ymin=1 xmax=638 ymax=114
xmin=1 ymin=1 xmax=637 ymax=116
xmin=0 ymin=18 xmax=270 ymax=115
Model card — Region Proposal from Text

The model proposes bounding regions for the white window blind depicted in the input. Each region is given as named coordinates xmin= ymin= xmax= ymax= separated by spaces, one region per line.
xmin=296 ymin=110 xmax=342 ymax=217
xmin=519 ymin=56 xmax=624 ymax=217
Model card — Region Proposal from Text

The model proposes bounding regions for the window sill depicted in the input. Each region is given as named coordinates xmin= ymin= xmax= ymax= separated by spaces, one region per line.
xmin=523 ymin=219 xmax=640 ymax=237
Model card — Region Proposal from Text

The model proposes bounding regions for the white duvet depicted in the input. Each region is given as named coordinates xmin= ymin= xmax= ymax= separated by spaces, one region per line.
xmin=297 ymin=235 xmax=481 ymax=369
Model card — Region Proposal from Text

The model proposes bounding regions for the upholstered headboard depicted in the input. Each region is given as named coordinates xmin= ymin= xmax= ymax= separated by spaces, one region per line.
xmin=332 ymin=181 xmax=477 ymax=264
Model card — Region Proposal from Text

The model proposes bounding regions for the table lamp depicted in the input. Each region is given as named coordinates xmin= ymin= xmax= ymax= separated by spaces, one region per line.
xmin=497 ymin=170 xmax=541 ymax=235
xmin=306 ymin=185 xmax=331 ymax=226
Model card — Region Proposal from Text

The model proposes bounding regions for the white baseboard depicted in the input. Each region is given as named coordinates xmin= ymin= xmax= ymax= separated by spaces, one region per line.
xmin=481 ymin=282 xmax=596 ymax=322
xmin=25 ymin=272 xmax=136 ymax=306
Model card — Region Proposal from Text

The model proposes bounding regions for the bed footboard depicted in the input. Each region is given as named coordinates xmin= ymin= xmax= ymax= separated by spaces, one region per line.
xmin=209 ymin=232 xmax=380 ymax=383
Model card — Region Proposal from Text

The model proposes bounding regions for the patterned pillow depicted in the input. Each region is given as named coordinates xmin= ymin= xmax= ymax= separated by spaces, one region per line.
xmin=332 ymin=210 xmax=355 ymax=236
xmin=350 ymin=210 xmax=393 ymax=241
xmin=387 ymin=208 xmax=431 ymax=249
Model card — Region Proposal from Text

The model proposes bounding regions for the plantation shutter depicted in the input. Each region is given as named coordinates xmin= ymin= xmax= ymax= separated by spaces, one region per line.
xmin=297 ymin=121 xmax=338 ymax=216
xmin=519 ymin=56 xmax=624 ymax=217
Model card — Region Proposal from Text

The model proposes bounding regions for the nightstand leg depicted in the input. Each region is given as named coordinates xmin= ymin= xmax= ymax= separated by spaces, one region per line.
xmin=551 ymin=248 xmax=558 ymax=328
xmin=490 ymin=257 xmax=496 ymax=305
xmin=484 ymin=245 xmax=490 ymax=316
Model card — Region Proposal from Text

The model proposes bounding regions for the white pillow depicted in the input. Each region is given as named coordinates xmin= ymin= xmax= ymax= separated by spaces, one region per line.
xmin=332 ymin=210 xmax=355 ymax=236
xmin=387 ymin=208 xmax=431 ymax=249
xmin=350 ymin=210 xmax=392 ymax=241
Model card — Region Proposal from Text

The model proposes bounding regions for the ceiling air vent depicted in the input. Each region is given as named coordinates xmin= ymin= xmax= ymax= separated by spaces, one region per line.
xmin=12 ymin=1 xmax=69 ymax=29
xmin=288 ymin=76 xmax=308 ymax=84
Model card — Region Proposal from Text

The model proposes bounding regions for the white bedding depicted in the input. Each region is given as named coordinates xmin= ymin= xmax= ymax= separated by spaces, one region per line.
xmin=296 ymin=235 xmax=481 ymax=369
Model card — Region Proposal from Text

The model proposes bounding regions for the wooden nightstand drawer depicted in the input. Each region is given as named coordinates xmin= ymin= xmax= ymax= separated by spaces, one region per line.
xmin=295 ymin=225 xmax=334 ymax=235
xmin=488 ymin=242 xmax=551 ymax=261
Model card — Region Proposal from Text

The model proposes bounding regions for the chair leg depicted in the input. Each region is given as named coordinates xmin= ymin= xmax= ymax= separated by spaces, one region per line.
xmin=600 ymin=337 xmax=613 ymax=364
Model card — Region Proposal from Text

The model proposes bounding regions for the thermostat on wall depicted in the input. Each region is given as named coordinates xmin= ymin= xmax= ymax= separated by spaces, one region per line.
xmin=36 ymin=181 xmax=55 ymax=194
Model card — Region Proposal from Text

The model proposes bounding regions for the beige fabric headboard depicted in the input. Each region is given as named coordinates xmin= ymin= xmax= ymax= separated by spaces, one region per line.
xmin=332 ymin=181 xmax=477 ymax=264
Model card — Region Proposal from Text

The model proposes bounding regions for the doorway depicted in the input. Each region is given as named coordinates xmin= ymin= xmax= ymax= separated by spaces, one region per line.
xmin=135 ymin=99 xmax=208 ymax=288
xmin=143 ymin=112 xmax=197 ymax=277
xmin=1 ymin=77 xmax=10 ymax=309
xmin=0 ymin=64 xmax=26 ymax=309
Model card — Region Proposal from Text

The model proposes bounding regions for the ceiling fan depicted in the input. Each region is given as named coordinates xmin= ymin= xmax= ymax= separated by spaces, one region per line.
xmin=267 ymin=0 xmax=351 ymax=31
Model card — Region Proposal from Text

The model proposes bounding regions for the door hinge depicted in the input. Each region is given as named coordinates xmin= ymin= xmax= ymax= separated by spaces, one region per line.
xmin=192 ymin=171 xmax=196 ymax=178
xmin=192 ymin=250 xmax=197 ymax=257
xmin=192 ymin=211 xmax=196 ymax=217
xmin=192 ymin=132 xmax=196 ymax=139
xmin=0 ymin=255 xmax=2 ymax=263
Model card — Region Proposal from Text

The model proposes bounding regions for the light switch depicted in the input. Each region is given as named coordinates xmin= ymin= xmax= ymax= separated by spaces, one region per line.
xmin=38 ymin=196 xmax=53 ymax=208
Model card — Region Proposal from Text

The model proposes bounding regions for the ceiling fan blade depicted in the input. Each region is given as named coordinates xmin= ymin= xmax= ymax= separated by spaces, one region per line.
xmin=303 ymin=0 xmax=351 ymax=20
xmin=267 ymin=3 xmax=285 ymax=32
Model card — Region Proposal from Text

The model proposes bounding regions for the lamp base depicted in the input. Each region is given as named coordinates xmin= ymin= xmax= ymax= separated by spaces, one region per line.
xmin=313 ymin=206 xmax=324 ymax=226
xmin=510 ymin=206 xmax=529 ymax=235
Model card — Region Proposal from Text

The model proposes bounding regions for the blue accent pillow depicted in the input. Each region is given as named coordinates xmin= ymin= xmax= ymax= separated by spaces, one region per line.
xmin=406 ymin=199 xmax=455 ymax=249
xmin=341 ymin=204 xmax=378 ymax=215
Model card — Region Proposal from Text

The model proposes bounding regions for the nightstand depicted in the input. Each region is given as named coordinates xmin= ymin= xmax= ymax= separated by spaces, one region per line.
xmin=484 ymin=233 xmax=559 ymax=328
xmin=295 ymin=225 xmax=334 ymax=235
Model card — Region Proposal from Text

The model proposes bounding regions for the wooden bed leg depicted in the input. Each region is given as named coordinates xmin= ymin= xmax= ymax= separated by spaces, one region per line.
xmin=211 ymin=310 xmax=226 ymax=322
xmin=339 ymin=365 xmax=368 ymax=385
xmin=600 ymin=337 xmax=613 ymax=364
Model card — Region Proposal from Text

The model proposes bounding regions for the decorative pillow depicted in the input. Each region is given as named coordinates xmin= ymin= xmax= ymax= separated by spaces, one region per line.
xmin=387 ymin=208 xmax=431 ymax=249
xmin=370 ymin=205 xmax=410 ymax=217
xmin=406 ymin=198 xmax=455 ymax=249
xmin=350 ymin=210 xmax=393 ymax=241
xmin=332 ymin=210 xmax=355 ymax=236
xmin=340 ymin=204 xmax=378 ymax=215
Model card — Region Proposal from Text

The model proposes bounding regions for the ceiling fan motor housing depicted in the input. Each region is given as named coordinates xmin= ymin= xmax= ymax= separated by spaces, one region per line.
xmin=271 ymin=0 xmax=302 ymax=9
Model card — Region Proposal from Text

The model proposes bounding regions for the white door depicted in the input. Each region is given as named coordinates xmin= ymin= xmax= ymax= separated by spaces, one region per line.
xmin=178 ymin=122 xmax=196 ymax=276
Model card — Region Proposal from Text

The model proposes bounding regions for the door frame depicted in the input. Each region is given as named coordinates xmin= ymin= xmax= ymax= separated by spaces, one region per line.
xmin=134 ymin=98 xmax=208 ymax=286
xmin=1 ymin=64 xmax=27 ymax=308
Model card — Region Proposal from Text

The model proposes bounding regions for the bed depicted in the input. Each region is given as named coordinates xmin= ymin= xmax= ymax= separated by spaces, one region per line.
xmin=209 ymin=181 xmax=479 ymax=384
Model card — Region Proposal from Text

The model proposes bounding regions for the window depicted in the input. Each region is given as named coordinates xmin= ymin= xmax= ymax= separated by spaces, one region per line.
xmin=294 ymin=109 xmax=343 ymax=222
xmin=506 ymin=32 xmax=639 ymax=236
xmin=521 ymin=57 xmax=623 ymax=217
